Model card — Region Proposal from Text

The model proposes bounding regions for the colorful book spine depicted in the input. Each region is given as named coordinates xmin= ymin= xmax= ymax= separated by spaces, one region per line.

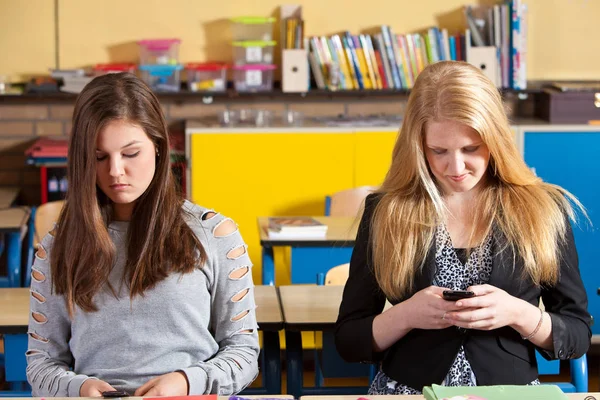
xmin=380 ymin=25 xmax=402 ymax=89
xmin=343 ymin=32 xmax=365 ymax=89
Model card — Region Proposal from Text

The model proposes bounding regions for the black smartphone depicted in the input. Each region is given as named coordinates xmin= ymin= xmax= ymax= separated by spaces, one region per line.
xmin=102 ymin=390 xmax=129 ymax=398
xmin=442 ymin=290 xmax=475 ymax=301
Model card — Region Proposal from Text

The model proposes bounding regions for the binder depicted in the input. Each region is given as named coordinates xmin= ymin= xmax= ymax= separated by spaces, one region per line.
xmin=281 ymin=5 xmax=309 ymax=92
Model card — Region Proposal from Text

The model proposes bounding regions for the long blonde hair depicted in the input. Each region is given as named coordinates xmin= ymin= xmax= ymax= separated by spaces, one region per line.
xmin=372 ymin=61 xmax=581 ymax=301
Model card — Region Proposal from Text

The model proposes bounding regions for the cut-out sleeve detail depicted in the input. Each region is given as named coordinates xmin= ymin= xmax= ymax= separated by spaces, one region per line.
xmin=28 ymin=331 xmax=49 ymax=343
xmin=32 ymin=311 xmax=48 ymax=324
xmin=214 ymin=219 xmax=238 ymax=238
xmin=231 ymin=288 xmax=250 ymax=303
xmin=31 ymin=290 xmax=46 ymax=304
xmin=31 ymin=268 xmax=45 ymax=283
xmin=226 ymin=245 xmax=247 ymax=260
xmin=228 ymin=266 xmax=250 ymax=280
xmin=27 ymin=233 xmax=93 ymax=397
xmin=180 ymin=213 xmax=259 ymax=395
xmin=35 ymin=244 xmax=47 ymax=260
xmin=202 ymin=211 xmax=217 ymax=221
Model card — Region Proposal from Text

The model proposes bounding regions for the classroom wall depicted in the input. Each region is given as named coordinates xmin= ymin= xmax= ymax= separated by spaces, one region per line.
xmin=1 ymin=0 xmax=599 ymax=82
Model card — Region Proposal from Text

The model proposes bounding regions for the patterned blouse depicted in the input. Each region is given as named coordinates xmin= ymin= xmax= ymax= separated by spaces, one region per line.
xmin=368 ymin=224 xmax=540 ymax=395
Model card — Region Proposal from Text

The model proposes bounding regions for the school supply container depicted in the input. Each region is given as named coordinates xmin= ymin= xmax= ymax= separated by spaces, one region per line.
xmin=139 ymin=64 xmax=182 ymax=92
xmin=185 ymin=63 xmax=228 ymax=92
xmin=92 ymin=63 xmax=136 ymax=75
xmin=230 ymin=17 xmax=275 ymax=41
xmin=232 ymin=64 xmax=275 ymax=92
xmin=232 ymin=41 xmax=276 ymax=65
xmin=137 ymin=39 xmax=181 ymax=65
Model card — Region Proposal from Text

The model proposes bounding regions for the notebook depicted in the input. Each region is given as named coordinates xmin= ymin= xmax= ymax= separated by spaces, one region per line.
xmin=422 ymin=384 xmax=568 ymax=400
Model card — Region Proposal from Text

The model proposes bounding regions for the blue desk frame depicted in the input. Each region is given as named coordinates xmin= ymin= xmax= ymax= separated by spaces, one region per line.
xmin=0 ymin=207 xmax=31 ymax=288
xmin=261 ymin=241 xmax=354 ymax=286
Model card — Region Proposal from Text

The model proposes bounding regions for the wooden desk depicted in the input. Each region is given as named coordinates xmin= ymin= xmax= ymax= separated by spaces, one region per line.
xmin=257 ymin=217 xmax=357 ymax=285
xmin=248 ymin=285 xmax=284 ymax=395
xmin=0 ymin=207 xmax=31 ymax=287
xmin=0 ymin=286 xmax=284 ymax=395
xmin=0 ymin=288 xmax=28 ymax=333
xmin=300 ymin=394 xmax=600 ymax=400
xmin=0 ymin=187 xmax=19 ymax=208
xmin=0 ymin=288 xmax=30 ymax=387
xmin=282 ymin=286 xmax=590 ymax=397
xmin=279 ymin=285 xmax=368 ymax=397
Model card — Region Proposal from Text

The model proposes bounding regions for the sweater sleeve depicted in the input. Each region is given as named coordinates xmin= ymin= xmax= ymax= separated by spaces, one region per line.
xmin=334 ymin=193 xmax=387 ymax=363
xmin=538 ymin=218 xmax=592 ymax=360
xmin=26 ymin=233 xmax=96 ymax=397
xmin=180 ymin=212 xmax=260 ymax=395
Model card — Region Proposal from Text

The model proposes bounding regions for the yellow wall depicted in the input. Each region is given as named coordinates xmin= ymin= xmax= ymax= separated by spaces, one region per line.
xmin=0 ymin=0 xmax=55 ymax=82
xmin=2 ymin=0 xmax=599 ymax=81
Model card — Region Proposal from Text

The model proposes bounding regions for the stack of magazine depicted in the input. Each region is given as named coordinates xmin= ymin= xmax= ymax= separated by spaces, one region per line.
xmin=267 ymin=217 xmax=328 ymax=239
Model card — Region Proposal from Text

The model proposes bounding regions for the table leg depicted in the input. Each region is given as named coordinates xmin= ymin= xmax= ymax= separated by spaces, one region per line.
xmin=285 ymin=329 xmax=303 ymax=398
xmin=262 ymin=330 xmax=281 ymax=394
xmin=7 ymin=232 xmax=22 ymax=288
xmin=262 ymin=246 xmax=275 ymax=286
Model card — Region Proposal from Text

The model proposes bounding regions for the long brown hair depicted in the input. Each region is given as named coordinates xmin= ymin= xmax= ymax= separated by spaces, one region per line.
xmin=372 ymin=61 xmax=583 ymax=300
xmin=52 ymin=72 xmax=207 ymax=315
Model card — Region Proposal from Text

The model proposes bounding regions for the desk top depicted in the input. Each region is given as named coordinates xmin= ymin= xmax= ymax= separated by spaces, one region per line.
xmin=0 ymin=286 xmax=283 ymax=334
xmin=254 ymin=285 xmax=283 ymax=329
xmin=258 ymin=216 xmax=357 ymax=246
xmin=0 ymin=288 xmax=29 ymax=333
xmin=301 ymin=394 xmax=600 ymax=400
xmin=0 ymin=206 xmax=30 ymax=233
xmin=279 ymin=285 xmax=344 ymax=329
xmin=0 ymin=186 xmax=19 ymax=208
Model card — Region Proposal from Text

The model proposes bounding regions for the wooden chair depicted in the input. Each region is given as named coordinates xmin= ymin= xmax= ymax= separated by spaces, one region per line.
xmin=324 ymin=186 xmax=377 ymax=217
xmin=24 ymin=200 xmax=64 ymax=288
xmin=323 ymin=262 xmax=349 ymax=285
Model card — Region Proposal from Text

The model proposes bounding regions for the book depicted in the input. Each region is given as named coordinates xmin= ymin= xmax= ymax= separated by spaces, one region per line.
xmin=267 ymin=217 xmax=328 ymax=239
xmin=422 ymin=384 xmax=568 ymax=400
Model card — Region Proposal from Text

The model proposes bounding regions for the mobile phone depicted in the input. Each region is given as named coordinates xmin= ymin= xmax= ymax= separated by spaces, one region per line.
xmin=102 ymin=390 xmax=129 ymax=398
xmin=442 ymin=290 xmax=475 ymax=301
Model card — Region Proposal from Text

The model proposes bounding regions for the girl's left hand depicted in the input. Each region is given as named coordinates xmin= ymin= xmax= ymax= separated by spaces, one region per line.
xmin=443 ymin=284 xmax=523 ymax=330
xmin=134 ymin=371 xmax=189 ymax=397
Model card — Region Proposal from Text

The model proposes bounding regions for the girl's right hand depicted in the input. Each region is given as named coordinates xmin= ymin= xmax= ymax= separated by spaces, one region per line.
xmin=403 ymin=286 xmax=462 ymax=330
xmin=80 ymin=378 xmax=116 ymax=397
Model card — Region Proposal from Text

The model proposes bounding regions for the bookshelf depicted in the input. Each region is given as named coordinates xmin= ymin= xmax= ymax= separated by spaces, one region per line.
xmin=0 ymin=83 xmax=546 ymax=105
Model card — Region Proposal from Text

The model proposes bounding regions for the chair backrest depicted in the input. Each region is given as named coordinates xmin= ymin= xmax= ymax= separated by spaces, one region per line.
xmin=537 ymin=352 xmax=588 ymax=393
xmin=24 ymin=200 xmax=64 ymax=287
xmin=325 ymin=186 xmax=377 ymax=217
xmin=324 ymin=263 xmax=350 ymax=285
xmin=34 ymin=200 xmax=64 ymax=246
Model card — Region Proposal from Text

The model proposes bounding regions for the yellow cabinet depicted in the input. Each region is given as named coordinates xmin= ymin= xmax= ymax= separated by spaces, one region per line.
xmin=189 ymin=131 xmax=355 ymax=284
xmin=354 ymin=130 xmax=398 ymax=187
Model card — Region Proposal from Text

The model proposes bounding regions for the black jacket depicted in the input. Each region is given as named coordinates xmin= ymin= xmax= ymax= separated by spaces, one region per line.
xmin=335 ymin=193 xmax=592 ymax=390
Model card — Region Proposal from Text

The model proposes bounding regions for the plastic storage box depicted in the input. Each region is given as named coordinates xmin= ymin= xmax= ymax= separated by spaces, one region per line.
xmin=137 ymin=39 xmax=181 ymax=65
xmin=139 ymin=64 xmax=183 ymax=92
xmin=230 ymin=17 xmax=275 ymax=41
xmin=185 ymin=63 xmax=228 ymax=92
xmin=232 ymin=64 xmax=275 ymax=92
xmin=232 ymin=41 xmax=276 ymax=65
xmin=93 ymin=63 xmax=136 ymax=75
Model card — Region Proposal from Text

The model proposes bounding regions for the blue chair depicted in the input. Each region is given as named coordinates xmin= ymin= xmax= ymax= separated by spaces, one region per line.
xmin=537 ymin=351 xmax=587 ymax=393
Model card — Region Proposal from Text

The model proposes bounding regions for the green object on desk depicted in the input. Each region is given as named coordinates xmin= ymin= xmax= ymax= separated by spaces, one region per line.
xmin=422 ymin=383 xmax=568 ymax=400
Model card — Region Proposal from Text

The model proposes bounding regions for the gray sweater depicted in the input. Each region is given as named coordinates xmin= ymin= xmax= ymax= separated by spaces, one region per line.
xmin=26 ymin=201 xmax=260 ymax=396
